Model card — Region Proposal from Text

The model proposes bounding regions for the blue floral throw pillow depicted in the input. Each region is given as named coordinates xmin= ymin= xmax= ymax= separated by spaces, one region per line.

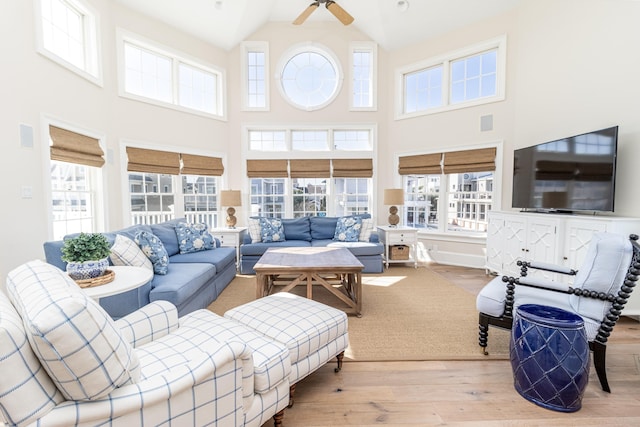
xmin=333 ymin=216 xmax=363 ymax=242
xmin=175 ymin=222 xmax=216 ymax=254
xmin=259 ymin=217 xmax=286 ymax=243
xmin=135 ymin=231 xmax=169 ymax=275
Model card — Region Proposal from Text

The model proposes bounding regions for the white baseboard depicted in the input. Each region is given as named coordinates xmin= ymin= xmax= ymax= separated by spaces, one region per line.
xmin=423 ymin=249 xmax=485 ymax=269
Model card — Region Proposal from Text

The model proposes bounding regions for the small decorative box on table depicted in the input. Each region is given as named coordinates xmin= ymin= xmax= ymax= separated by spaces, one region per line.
xmin=510 ymin=304 xmax=590 ymax=412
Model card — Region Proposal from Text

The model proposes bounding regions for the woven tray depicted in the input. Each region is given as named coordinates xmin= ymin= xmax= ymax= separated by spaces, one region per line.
xmin=75 ymin=269 xmax=115 ymax=288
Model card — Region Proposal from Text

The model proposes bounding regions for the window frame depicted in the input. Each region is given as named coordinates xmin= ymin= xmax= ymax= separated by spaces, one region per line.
xmin=349 ymin=41 xmax=377 ymax=111
xmin=43 ymin=118 xmax=107 ymax=240
xmin=34 ymin=0 xmax=103 ymax=87
xmin=241 ymin=41 xmax=270 ymax=111
xmin=397 ymin=142 xmax=502 ymax=239
xmin=394 ymin=35 xmax=506 ymax=120
xmin=116 ymin=29 xmax=227 ymax=121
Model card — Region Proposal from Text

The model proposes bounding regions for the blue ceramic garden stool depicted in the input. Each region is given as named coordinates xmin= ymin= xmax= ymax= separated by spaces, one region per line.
xmin=510 ymin=304 xmax=590 ymax=412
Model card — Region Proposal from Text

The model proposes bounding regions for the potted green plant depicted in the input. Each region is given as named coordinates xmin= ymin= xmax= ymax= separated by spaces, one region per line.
xmin=61 ymin=233 xmax=111 ymax=280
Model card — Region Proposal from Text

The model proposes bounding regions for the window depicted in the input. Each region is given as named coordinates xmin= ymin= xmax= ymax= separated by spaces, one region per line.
xmin=129 ymin=173 xmax=175 ymax=224
xmin=350 ymin=42 xmax=377 ymax=111
xmin=276 ymin=43 xmax=342 ymax=111
xmin=47 ymin=124 xmax=105 ymax=240
xmin=35 ymin=0 xmax=102 ymax=86
xmin=118 ymin=30 xmax=226 ymax=120
xmin=399 ymin=146 xmax=498 ymax=235
xmin=241 ymin=41 xmax=269 ymax=111
xmin=245 ymin=125 xmax=375 ymax=217
xmin=396 ymin=35 xmax=506 ymax=119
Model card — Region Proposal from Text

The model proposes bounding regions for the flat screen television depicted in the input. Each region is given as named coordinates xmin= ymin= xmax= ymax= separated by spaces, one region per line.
xmin=512 ymin=126 xmax=618 ymax=213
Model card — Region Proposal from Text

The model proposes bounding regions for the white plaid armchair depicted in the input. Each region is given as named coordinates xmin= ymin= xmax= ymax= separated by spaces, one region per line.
xmin=1 ymin=260 xmax=290 ymax=427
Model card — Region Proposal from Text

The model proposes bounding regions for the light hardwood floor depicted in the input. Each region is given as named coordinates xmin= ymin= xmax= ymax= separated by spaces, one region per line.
xmin=270 ymin=263 xmax=640 ymax=426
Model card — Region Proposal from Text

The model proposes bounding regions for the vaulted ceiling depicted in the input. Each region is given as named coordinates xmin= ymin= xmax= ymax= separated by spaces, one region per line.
xmin=115 ymin=0 xmax=523 ymax=51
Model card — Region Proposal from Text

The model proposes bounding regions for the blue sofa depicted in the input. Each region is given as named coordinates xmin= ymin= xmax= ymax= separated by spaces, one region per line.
xmin=43 ymin=218 xmax=237 ymax=319
xmin=240 ymin=216 xmax=384 ymax=274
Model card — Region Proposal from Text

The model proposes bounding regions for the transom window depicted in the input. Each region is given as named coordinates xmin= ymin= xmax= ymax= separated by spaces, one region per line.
xmin=276 ymin=44 xmax=342 ymax=111
xmin=396 ymin=35 xmax=506 ymax=119
xmin=35 ymin=0 xmax=102 ymax=85
xmin=350 ymin=41 xmax=377 ymax=111
xmin=241 ymin=41 xmax=269 ymax=111
xmin=118 ymin=30 xmax=226 ymax=120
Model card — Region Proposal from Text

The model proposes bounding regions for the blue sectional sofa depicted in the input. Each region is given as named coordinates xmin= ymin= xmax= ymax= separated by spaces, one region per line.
xmin=43 ymin=218 xmax=237 ymax=318
xmin=240 ymin=216 xmax=384 ymax=274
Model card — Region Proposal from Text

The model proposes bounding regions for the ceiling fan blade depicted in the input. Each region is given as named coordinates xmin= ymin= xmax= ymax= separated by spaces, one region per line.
xmin=293 ymin=3 xmax=320 ymax=25
xmin=326 ymin=1 xmax=354 ymax=25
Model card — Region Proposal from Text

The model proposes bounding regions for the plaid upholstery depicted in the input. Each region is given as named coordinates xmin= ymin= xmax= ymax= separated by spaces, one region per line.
xmin=225 ymin=292 xmax=349 ymax=383
xmin=109 ymin=234 xmax=153 ymax=270
xmin=6 ymin=260 xmax=141 ymax=401
xmin=116 ymin=300 xmax=179 ymax=347
xmin=0 ymin=291 xmax=64 ymax=426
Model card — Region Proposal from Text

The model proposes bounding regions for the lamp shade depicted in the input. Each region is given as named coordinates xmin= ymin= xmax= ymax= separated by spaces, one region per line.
xmin=220 ymin=190 xmax=241 ymax=207
xmin=383 ymin=189 xmax=404 ymax=206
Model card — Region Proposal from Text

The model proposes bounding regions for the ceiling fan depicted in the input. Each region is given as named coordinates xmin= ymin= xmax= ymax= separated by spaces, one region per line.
xmin=293 ymin=0 xmax=355 ymax=26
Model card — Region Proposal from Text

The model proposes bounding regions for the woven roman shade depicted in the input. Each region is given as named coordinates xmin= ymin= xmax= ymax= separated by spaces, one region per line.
xmin=49 ymin=125 xmax=105 ymax=167
xmin=246 ymin=159 xmax=289 ymax=178
xmin=126 ymin=147 xmax=180 ymax=175
xmin=443 ymin=147 xmax=496 ymax=173
xmin=398 ymin=153 xmax=442 ymax=175
xmin=181 ymin=154 xmax=224 ymax=176
xmin=332 ymin=158 xmax=373 ymax=177
xmin=290 ymin=159 xmax=331 ymax=178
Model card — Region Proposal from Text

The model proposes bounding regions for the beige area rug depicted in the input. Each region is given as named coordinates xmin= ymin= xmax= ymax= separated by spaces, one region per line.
xmin=208 ymin=266 xmax=510 ymax=361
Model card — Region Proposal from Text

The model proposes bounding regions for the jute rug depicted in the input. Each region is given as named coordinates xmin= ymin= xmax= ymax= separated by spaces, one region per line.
xmin=208 ymin=266 xmax=510 ymax=361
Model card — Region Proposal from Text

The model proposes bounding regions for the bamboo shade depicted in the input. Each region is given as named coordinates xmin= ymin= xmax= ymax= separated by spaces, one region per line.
xmin=246 ymin=159 xmax=289 ymax=178
xmin=181 ymin=154 xmax=224 ymax=176
xmin=126 ymin=147 xmax=180 ymax=175
xmin=332 ymin=158 xmax=373 ymax=177
xmin=49 ymin=125 xmax=105 ymax=167
xmin=443 ymin=147 xmax=496 ymax=173
xmin=398 ymin=153 xmax=442 ymax=175
xmin=290 ymin=159 xmax=331 ymax=178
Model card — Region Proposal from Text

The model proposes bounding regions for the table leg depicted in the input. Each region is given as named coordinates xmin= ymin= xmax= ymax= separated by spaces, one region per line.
xmin=256 ymin=273 xmax=266 ymax=298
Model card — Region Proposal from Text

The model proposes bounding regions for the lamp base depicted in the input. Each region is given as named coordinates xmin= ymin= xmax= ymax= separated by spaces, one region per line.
xmin=225 ymin=207 xmax=237 ymax=228
xmin=388 ymin=205 xmax=400 ymax=227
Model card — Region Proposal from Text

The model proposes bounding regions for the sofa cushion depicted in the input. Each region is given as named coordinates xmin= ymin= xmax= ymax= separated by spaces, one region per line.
xmin=174 ymin=222 xmax=217 ymax=254
xmin=135 ymin=230 xmax=169 ymax=275
xmin=282 ymin=217 xmax=312 ymax=241
xmin=248 ymin=218 xmax=262 ymax=243
xmin=150 ymin=218 xmax=185 ymax=256
xmin=309 ymin=216 xmax=339 ymax=240
xmin=260 ymin=217 xmax=286 ymax=242
xmin=0 ymin=291 xmax=64 ymax=426
xmin=110 ymin=234 xmax=153 ymax=270
xmin=6 ymin=260 xmax=141 ymax=401
xmin=324 ymin=240 xmax=385 ymax=256
xmin=240 ymin=240 xmax=312 ymax=257
xmin=359 ymin=217 xmax=374 ymax=242
xmin=150 ymin=263 xmax=217 ymax=308
xmin=333 ymin=216 xmax=362 ymax=242
xmin=169 ymin=246 xmax=236 ymax=272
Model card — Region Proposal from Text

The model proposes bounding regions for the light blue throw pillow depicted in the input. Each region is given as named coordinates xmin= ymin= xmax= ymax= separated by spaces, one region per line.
xmin=333 ymin=216 xmax=363 ymax=242
xmin=174 ymin=222 xmax=216 ymax=254
xmin=135 ymin=231 xmax=169 ymax=275
xmin=259 ymin=217 xmax=286 ymax=243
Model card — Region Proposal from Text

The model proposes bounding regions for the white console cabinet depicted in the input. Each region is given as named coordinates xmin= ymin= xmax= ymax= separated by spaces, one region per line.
xmin=486 ymin=211 xmax=640 ymax=317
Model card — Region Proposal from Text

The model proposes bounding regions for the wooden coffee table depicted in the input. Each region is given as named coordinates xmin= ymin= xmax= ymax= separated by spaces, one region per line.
xmin=254 ymin=247 xmax=364 ymax=316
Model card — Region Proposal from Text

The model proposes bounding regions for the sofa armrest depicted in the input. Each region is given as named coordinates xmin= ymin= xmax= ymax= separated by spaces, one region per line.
xmin=115 ymin=301 xmax=179 ymax=348
xmin=368 ymin=232 xmax=380 ymax=243
xmin=38 ymin=341 xmax=251 ymax=426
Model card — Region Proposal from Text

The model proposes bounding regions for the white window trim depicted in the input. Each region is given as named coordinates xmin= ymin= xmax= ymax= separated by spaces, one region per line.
xmin=41 ymin=115 xmax=108 ymax=239
xmin=393 ymin=140 xmax=503 ymax=241
xmin=241 ymin=41 xmax=270 ymax=112
xmin=394 ymin=35 xmax=507 ymax=120
xmin=116 ymin=28 xmax=227 ymax=121
xmin=118 ymin=139 xmax=228 ymax=226
xmin=349 ymin=41 xmax=378 ymax=111
xmin=274 ymin=42 xmax=344 ymax=112
xmin=242 ymin=123 xmax=378 ymax=218
xmin=33 ymin=0 xmax=103 ymax=87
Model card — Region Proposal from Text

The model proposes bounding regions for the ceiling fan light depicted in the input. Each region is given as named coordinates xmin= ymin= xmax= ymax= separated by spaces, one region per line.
xmin=397 ymin=0 xmax=410 ymax=13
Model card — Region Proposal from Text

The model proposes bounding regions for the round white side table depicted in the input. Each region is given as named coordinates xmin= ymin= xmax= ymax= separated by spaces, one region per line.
xmin=82 ymin=265 xmax=153 ymax=300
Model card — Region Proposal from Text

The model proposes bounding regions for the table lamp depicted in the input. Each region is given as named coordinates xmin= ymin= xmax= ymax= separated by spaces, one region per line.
xmin=383 ymin=188 xmax=404 ymax=227
xmin=220 ymin=190 xmax=241 ymax=228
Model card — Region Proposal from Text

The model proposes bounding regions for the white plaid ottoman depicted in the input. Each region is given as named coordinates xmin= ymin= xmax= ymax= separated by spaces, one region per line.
xmin=224 ymin=292 xmax=349 ymax=406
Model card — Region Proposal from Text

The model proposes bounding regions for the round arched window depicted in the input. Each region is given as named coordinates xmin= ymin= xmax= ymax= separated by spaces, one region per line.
xmin=276 ymin=44 xmax=343 ymax=111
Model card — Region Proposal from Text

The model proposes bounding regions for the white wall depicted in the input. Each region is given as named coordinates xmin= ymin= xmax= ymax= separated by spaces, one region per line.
xmin=2 ymin=0 xmax=639 ymax=279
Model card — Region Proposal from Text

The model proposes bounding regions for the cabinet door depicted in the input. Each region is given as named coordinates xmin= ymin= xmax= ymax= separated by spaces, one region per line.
xmin=501 ymin=216 xmax=527 ymax=276
xmin=525 ymin=217 xmax=560 ymax=279
xmin=563 ymin=219 xmax=608 ymax=271
xmin=485 ymin=212 xmax=505 ymax=274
